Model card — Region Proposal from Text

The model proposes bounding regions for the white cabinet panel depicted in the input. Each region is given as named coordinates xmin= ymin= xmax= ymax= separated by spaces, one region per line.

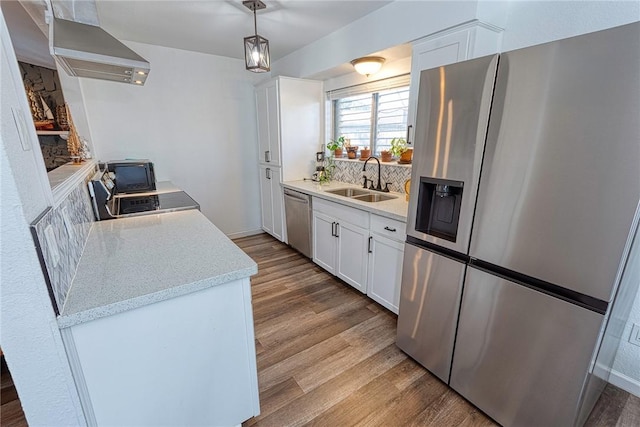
xmin=313 ymin=211 xmax=336 ymax=275
xmin=66 ymin=278 xmax=259 ymax=426
xmin=311 ymin=197 xmax=406 ymax=298
xmin=407 ymin=23 xmax=502 ymax=146
xmin=367 ymin=234 xmax=404 ymax=314
xmin=336 ymin=221 xmax=369 ymax=293
xmin=259 ymin=165 xmax=284 ymax=241
xmin=256 ymin=77 xmax=322 ymax=242
xmin=312 ymin=199 xmax=368 ymax=294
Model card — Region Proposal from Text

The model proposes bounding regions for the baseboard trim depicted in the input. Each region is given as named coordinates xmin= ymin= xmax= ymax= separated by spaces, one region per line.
xmin=609 ymin=369 xmax=640 ymax=397
xmin=227 ymin=229 xmax=265 ymax=240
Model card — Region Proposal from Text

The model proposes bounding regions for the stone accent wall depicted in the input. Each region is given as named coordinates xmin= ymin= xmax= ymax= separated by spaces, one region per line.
xmin=39 ymin=135 xmax=70 ymax=171
xmin=19 ymin=61 xmax=65 ymax=122
xmin=332 ymin=158 xmax=412 ymax=193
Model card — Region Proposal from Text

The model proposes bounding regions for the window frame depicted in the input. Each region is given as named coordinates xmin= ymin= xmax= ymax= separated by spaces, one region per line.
xmin=328 ymin=74 xmax=410 ymax=156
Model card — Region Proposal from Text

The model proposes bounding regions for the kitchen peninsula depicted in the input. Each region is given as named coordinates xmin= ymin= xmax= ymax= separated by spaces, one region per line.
xmin=57 ymin=210 xmax=259 ymax=426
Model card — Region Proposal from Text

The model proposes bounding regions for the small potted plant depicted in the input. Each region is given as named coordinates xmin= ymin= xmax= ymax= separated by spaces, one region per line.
xmin=381 ymin=150 xmax=393 ymax=162
xmin=327 ymin=136 xmax=345 ymax=157
xmin=344 ymin=139 xmax=359 ymax=159
xmin=360 ymin=146 xmax=371 ymax=159
xmin=390 ymin=138 xmax=413 ymax=163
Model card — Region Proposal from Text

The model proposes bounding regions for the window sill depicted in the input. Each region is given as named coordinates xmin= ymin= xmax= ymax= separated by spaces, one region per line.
xmin=48 ymin=160 xmax=97 ymax=207
xmin=333 ymin=157 xmax=412 ymax=168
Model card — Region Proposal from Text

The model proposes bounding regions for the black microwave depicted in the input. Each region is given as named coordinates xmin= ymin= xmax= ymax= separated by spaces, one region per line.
xmin=107 ymin=160 xmax=156 ymax=194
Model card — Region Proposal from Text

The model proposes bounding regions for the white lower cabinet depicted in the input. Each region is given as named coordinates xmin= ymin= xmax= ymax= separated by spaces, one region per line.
xmin=312 ymin=198 xmax=369 ymax=293
xmin=336 ymin=220 xmax=369 ymax=293
xmin=312 ymin=211 xmax=337 ymax=275
xmin=259 ymin=165 xmax=284 ymax=241
xmin=312 ymin=198 xmax=404 ymax=309
xmin=367 ymin=234 xmax=404 ymax=314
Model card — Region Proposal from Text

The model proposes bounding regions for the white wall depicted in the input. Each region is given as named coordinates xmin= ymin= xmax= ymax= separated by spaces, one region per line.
xmin=1 ymin=9 xmax=84 ymax=425
xmin=79 ymin=41 xmax=262 ymax=237
xmin=613 ymin=278 xmax=640 ymax=395
xmin=488 ymin=0 xmax=640 ymax=52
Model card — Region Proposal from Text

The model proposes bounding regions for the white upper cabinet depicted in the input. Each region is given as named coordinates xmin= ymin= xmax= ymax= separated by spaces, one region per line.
xmin=256 ymin=81 xmax=281 ymax=166
xmin=255 ymin=77 xmax=323 ymax=180
xmin=407 ymin=22 xmax=502 ymax=145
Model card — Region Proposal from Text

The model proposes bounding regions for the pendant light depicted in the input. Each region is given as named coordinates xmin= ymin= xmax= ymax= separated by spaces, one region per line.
xmin=243 ymin=0 xmax=270 ymax=72
xmin=351 ymin=56 xmax=385 ymax=77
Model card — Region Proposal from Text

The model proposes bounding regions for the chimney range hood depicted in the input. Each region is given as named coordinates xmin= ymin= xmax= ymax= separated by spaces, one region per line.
xmin=49 ymin=17 xmax=150 ymax=85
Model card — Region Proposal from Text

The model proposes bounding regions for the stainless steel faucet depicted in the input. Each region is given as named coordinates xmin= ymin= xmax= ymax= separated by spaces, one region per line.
xmin=362 ymin=156 xmax=390 ymax=192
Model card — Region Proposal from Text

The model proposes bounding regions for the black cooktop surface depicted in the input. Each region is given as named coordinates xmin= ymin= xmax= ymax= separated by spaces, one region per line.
xmin=116 ymin=191 xmax=199 ymax=216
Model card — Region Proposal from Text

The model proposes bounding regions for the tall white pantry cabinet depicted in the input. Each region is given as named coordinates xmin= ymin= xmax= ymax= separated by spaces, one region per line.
xmin=255 ymin=76 xmax=323 ymax=242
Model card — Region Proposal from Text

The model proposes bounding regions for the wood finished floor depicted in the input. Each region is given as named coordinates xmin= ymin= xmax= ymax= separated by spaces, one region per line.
xmin=235 ymin=233 xmax=640 ymax=427
xmin=1 ymin=233 xmax=638 ymax=426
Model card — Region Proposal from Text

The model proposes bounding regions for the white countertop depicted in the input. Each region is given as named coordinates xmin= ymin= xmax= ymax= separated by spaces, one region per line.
xmin=281 ymin=180 xmax=409 ymax=222
xmin=58 ymin=210 xmax=257 ymax=328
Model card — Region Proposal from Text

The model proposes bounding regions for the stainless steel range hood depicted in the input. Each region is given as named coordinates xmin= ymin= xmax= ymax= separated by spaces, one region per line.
xmin=49 ymin=17 xmax=150 ymax=85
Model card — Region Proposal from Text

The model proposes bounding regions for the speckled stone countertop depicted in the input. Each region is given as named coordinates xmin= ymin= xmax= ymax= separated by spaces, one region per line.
xmin=58 ymin=210 xmax=257 ymax=328
xmin=281 ymin=180 xmax=409 ymax=222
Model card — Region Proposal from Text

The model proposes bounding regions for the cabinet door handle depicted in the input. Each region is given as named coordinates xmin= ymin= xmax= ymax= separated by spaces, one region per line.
xmin=384 ymin=226 xmax=397 ymax=232
xmin=368 ymin=236 xmax=373 ymax=253
xmin=335 ymin=222 xmax=339 ymax=238
xmin=265 ymin=150 xmax=270 ymax=163
xmin=406 ymin=124 xmax=413 ymax=145
xmin=266 ymin=168 xmax=271 ymax=179
xmin=331 ymin=222 xmax=335 ymax=237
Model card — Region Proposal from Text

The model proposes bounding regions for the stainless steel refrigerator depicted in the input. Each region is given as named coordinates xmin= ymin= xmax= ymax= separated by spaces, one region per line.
xmin=397 ymin=22 xmax=640 ymax=427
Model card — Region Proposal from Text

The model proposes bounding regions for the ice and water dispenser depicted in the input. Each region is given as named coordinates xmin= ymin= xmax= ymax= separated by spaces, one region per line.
xmin=415 ymin=177 xmax=464 ymax=242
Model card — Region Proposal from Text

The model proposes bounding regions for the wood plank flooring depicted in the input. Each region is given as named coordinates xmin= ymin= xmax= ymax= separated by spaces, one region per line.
xmin=1 ymin=356 xmax=27 ymax=427
xmin=236 ymin=232 xmax=640 ymax=427
xmin=1 ymin=232 xmax=638 ymax=426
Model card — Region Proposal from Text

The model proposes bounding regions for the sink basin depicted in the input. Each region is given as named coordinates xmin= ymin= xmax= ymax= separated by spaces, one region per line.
xmin=326 ymin=188 xmax=370 ymax=197
xmin=352 ymin=193 xmax=397 ymax=203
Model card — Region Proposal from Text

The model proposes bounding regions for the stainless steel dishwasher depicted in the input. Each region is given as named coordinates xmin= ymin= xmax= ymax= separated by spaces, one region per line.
xmin=283 ymin=188 xmax=312 ymax=258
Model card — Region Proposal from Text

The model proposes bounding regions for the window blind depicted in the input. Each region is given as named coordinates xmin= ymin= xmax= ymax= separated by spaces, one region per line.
xmin=327 ymin=74 xmax=411 ymax=101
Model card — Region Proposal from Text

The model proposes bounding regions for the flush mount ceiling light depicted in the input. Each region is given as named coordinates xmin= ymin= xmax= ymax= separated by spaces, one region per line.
xmin=243 ymin=0 xmax=270 ymax=73
xmin=351 ymin=56 xmax=386 ymax=77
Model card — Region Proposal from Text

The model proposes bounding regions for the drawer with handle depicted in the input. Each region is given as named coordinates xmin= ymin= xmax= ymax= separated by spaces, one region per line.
xmin=370 ymin=214 xmax=406 ymax=241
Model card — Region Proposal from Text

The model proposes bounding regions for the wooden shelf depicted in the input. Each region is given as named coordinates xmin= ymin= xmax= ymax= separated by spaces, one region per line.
xmin=36 ymin=130 xmax=69 ymax=136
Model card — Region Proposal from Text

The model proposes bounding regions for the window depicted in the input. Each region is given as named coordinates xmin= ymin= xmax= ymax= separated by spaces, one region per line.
xmin=329 ymin=75 xmax=410 ymax=155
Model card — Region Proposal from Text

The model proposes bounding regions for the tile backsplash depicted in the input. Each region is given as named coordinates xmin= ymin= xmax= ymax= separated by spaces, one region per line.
xmin=331 ymin=158 xmax=412 ymax=193
xmin=31 ymin=171 xmax=96 ymax=313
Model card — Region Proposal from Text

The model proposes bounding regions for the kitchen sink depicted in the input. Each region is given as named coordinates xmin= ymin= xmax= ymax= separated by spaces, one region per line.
xmin=326 ymin=188 xmax=370 ymax=197
xmin=352 ymin=193 xmax=397 ymax=202
xmin=325 ymin=187 xmax=397 ymax=203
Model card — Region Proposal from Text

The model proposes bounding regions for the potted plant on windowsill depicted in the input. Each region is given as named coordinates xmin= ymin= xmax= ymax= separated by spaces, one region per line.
xmin=390 ymin=137 xmax=412 ymax=164
xmin=344 ymin=139 xmax=359 ymax=159
xmin=381 ymin=150 xmax=393 ymax=162
xmin=327 ymin=136 xmax=345 ymax=157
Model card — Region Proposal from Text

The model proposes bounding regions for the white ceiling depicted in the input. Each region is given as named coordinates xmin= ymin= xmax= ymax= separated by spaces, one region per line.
xmin=4 ymin=0 xmax=397 ymax=69
xmin=96 ymin=0 xmax=395 ymax=61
